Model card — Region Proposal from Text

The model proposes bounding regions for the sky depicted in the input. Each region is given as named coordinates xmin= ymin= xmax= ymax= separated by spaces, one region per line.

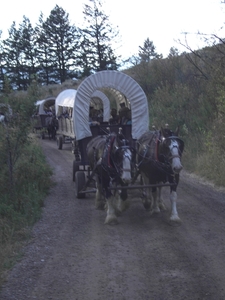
xmin=0 ymin=0 xmax=225 ymax=60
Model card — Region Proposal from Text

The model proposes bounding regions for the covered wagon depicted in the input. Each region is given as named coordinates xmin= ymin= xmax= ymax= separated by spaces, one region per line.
xmin=32 ymin=96 xmax=55 ymax=139
xmin=55 ymin=89 xmax=111 ymax=150
xmin=72 ymin=70 xmax=149 ymax=197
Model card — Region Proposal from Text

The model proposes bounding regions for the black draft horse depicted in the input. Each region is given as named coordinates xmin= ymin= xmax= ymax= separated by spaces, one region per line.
xmin=136 ymin=126 xmax=184 ymax=222
xmin=86 ymin=130 xmax=133 ymax=224
xmin=45 ymin=115 xmax=58 ymax=140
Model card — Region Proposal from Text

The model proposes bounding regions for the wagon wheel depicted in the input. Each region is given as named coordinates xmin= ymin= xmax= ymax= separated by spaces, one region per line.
xmin=73 ymin=142 xmax=81 ymax=161
xmin=57 ymin=135 xmax=63 ymax=150
xmin=75 ymin=171 xmax=86 ymax=199
xmin=73 ymin=160 xmax=81 ymax=182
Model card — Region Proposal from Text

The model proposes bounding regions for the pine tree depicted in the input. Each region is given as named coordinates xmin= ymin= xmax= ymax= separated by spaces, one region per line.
xmin=139 ymin=38 xmax=162 ymax=63
xmin=35 ymin=12 xmax=57 ymax=85
xmin=3 ymin=22 xmax=24 ymax=90
xmin=79 ymin=0 xmax=119 ymax=75
xmin=18 ymin=16 xmax=38 ymax=89
xmin=36 ymin=5 xmax=80 ymax=84
xmin=0 ymin=34 xmax=5 ymax=92
xmin=2 ymin=17 xmax=38 ymax=90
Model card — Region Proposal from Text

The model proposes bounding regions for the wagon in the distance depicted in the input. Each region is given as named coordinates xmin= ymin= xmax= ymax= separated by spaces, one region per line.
xmin=55 ymin=89 xmax=112 ymax=152
xmin=32 ymin=96 xmax=55 ymax=139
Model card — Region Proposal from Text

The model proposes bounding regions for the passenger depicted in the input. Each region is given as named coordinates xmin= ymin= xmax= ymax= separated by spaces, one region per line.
xmin=118 ymin=102 xmax=126 ymax=116
xmin=63 ymin=110 xmax=69 ymax=118
xmin=89 ymin=106 xmax=100 ymax=126
xmin=109 ymin=108 xmax=119 ymax=125
xmin=125 ymin=109 xmax=132 ymax=125
xmin=118 ymin=103 xmax=130 ymax=125
xmin=45 ymin=108 xmax=53 ymax=116
xmin=89 ymin=116 xmax=100 ymax=126
xmin=97 ymin=109 xmax=103 ymax=123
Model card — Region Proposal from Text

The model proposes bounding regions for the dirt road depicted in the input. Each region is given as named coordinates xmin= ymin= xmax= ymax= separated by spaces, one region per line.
xmin=1 ymin=138 xmax=225 ymax=300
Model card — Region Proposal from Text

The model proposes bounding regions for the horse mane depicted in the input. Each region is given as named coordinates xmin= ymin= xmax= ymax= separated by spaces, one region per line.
xmin=137 ymin=130 xmax=160 ymax=161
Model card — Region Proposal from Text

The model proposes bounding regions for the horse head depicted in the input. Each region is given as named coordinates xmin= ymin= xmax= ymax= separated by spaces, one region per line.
xmin=159 ymin=127 xmax=184 ymax=174
xmin=108 ymin=131 xmax=133 ymax=184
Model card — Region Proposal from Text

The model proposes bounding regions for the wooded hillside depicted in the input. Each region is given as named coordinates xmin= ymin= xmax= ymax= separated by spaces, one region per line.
xmin=125 ymin=42 xmax=225 ymax=185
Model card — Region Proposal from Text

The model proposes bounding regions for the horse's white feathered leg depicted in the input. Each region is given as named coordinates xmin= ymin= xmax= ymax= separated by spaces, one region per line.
xmin=116 ymin=193 xmax=129 ymax=213
xmin=170 ymin=191 xmax=181 ymax=222
xmin=158 ymin=186 xmax=167 ymax=211
xmin=105 ymin=197 xmax=118 ymax=224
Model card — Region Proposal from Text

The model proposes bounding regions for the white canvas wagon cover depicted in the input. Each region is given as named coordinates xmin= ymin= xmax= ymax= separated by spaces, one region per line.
xmin=35 ymin=97 xmax=55 ymax=114
xmin=55 ymin=89 xmax=110 ymax=121
xmin=73 ymin=70 xmax=149 ymax=141
xmin=55 ymin=89 xmax=77 ymax=116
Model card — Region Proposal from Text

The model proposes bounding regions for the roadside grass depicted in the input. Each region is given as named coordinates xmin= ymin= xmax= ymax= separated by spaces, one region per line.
xmin=0 ymin=137 xmax=53 ymax=288
xmin=181 ymin=125 xmax=225 ymax=189
xmin=195 ymin=149 xmax=225 ymax=187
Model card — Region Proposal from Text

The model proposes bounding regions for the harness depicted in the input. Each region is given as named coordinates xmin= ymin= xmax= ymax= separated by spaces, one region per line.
xmin=102 ymin=135 xmax=116 ymax=172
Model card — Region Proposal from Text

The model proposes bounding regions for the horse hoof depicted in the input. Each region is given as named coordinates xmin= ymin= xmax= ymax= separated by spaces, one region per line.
xmin=104 ymin=215 xmax=118 ymax=225
xmin=170 ymin=215 xmax=181 ymax=222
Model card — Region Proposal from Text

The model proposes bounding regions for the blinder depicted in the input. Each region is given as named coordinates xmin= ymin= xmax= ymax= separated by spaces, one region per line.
xmin=163 ymin=136 xmax=184 ymax=156
xmin=160 ymin=136 xmax=184 ymax=165
xmin=112 ymin=144 xmax=133 ymax=167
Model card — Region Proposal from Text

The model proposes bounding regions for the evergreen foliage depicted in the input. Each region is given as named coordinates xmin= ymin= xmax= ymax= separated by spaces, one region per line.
xmin=0 ymin=81 xmax=53 ymax=283
xmin=138 ymin=38 xmax=162 ymax=62
xmin=35 ymin=5 xmax=80 ymax=84
xmin=78 ymin=0 xmax=120 ymax=75
xmin=0 ymin=1 xmax=119 ymax=89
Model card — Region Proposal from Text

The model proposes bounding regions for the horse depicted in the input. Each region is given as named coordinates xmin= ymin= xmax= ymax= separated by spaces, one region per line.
xmin=136 ymin=126 xmax=184 ymax=222
xmin=45 ymin=115 xmax=58 ymax=140
xmin=86 ymin=130 xmax=133 ymax=224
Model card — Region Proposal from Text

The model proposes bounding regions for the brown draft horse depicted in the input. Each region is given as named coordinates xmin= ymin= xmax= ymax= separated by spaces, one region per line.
xmin=86 ymin=130 xmax=133 ymax=224
xmin=45 ymin=115 xmax=58 ymax=140
xmin=136 ymin=126 xmax=184 ymax=222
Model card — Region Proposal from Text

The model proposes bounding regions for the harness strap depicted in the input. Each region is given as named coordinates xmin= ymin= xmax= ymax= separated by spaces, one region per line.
xmin=106 ymin=136 xmax=115 ymax=168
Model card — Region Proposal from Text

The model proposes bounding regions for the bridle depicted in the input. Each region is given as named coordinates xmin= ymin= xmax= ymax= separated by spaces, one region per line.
xmin=111 ymin=141 xmax=133 ymax=175
xmin=160 ymin=136 xmax=184 ymax=164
